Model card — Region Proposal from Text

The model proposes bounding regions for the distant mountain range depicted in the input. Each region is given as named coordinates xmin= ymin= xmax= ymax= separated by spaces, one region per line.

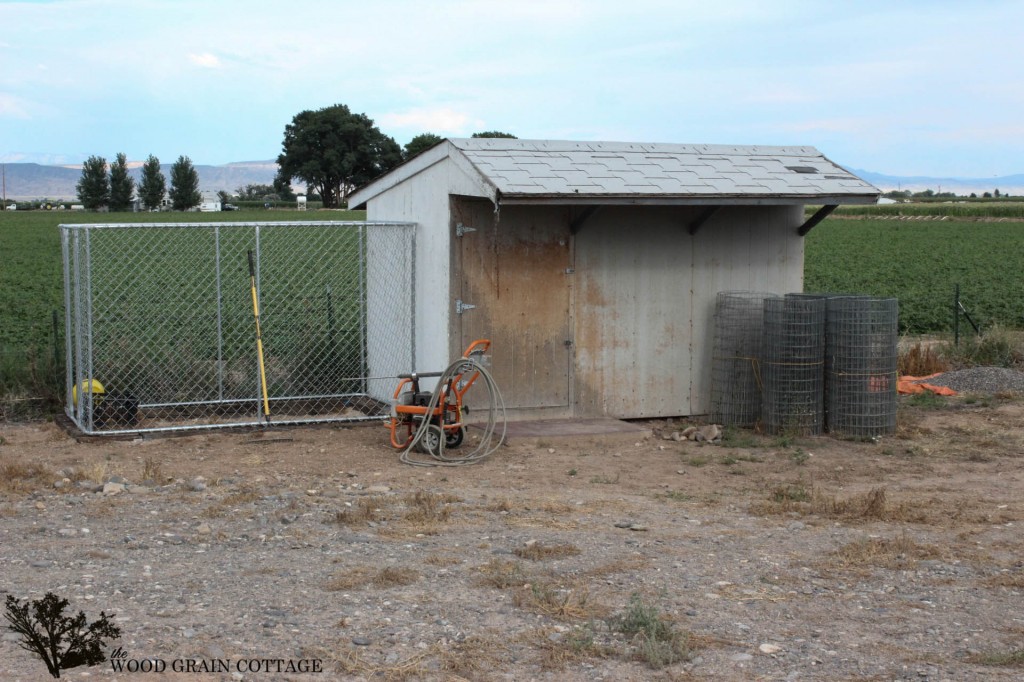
xmin=2 ymin=159 xmax=1022 ymax=200
xmin=850 ymin=169 xmax=1024 ymax=196
xmin=0 ymin=161 xmax=282 ymax=200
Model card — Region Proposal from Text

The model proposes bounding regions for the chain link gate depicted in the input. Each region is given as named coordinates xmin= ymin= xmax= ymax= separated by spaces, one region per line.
xmin=61 ymin=221 xmax=416 ymax=435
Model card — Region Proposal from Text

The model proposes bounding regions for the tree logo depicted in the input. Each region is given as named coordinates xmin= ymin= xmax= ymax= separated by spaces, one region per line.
xmin=4 ymin=592 xmax=121 ymax=679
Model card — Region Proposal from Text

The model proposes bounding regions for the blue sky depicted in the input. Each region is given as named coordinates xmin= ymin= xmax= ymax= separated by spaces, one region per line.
xmin=1 ymin=0 xmax=1022 ymax=177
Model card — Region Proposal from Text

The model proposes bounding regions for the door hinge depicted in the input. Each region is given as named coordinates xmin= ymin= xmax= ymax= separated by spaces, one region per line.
xmin=455 ymin=299 xmax=476 ymax=315
xmin=455 ymin=223 xmax=477 ymax=237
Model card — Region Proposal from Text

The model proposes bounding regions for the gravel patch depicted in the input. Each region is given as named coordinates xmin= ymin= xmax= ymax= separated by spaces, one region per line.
xmin=918 ymin=366 xmax=1024 ymax=394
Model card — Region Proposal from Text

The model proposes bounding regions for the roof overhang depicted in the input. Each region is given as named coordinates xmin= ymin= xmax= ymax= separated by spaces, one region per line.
xmin=494 ymin=193 xmax=878 ymax=206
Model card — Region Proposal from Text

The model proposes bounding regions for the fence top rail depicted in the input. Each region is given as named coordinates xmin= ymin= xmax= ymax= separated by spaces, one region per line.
xmin=59 ymin=221 xmax=417 ymax=230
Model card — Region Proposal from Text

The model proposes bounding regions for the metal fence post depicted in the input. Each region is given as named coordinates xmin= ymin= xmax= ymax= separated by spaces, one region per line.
xmin=954 ymin=283 xmax=960 ymax=347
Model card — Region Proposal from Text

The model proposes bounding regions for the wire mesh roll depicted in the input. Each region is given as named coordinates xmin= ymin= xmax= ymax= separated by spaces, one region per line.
xmin=762 ymin=294 xmax=826 ymax=435
xmin=710 ymin=291 xmax=777 ymax=427
xmin=827 ymin=297 xmax=899 ymax=437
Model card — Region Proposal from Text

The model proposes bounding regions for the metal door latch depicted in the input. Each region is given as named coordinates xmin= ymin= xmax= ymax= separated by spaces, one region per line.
xmin=455 ymin=299 xmax=476 ymax=314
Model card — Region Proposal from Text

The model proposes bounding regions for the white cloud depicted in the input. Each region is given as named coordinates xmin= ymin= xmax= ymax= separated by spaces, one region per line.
xmin=188 ymin=52 xmax=222 ymax=69
xmin=378 ymin=108 xmax=483 ymax=135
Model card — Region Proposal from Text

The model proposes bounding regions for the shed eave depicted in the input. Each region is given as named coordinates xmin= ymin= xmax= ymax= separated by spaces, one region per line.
xmin=494 ymin=193 xmax=880 ymax=207
xmin=347 ymin=141 xmax=451 ymax=209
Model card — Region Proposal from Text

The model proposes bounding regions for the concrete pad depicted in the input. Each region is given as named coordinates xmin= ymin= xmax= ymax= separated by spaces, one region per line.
xmin=470 ymin=418 xmax=650 ymax=438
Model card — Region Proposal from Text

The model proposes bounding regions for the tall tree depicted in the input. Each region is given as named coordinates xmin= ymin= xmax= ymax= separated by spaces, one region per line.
xmin=75 ymin=156 xmax=109 ymax=210
xmin=403 ymin=133 xmax=444 ymax=161
xmin=471 ymin=131 xmax=517 ymax=139
xmin=108 ymin=152 xmax=135 ymax=211
xmin=276 ymin=104 xmax=402 ymax=208
xmin=273 ymin=169 xmax=296 ymax=201
xmin=138 ymin=155 xmax=166 ymax=210
xmin=168 ymin=155 xmax=201 ymax=211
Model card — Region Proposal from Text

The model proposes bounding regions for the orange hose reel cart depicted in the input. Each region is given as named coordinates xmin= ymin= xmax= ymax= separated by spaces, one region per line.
xmin=388 ymin=339 xmax=490 ymax=453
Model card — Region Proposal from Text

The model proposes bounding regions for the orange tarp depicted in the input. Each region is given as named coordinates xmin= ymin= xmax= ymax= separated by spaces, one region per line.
xmin=897 ymin=373 xmax=957 ymax=396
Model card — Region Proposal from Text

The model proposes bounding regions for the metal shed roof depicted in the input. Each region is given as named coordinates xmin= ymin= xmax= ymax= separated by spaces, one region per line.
xmin=348 ymin=138 xmax=879 ymax=208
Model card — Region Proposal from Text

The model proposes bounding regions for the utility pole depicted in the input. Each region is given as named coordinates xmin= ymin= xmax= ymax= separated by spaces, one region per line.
xmin=2 ymin=164 xmax=6 ymax=210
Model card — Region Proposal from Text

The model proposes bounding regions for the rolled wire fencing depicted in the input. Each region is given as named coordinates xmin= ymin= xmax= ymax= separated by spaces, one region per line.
xmin=827 ymin=297 xmax=899 ymax=437
xmin=62 ymin=221 xmax=416 ymax=435
xmin=710 ymin=291 xmax=778 ymax=427
xmin=710 ymin=291 xmax=898 ymax=438
xmin=762 ymin=294 xmax=826 ymax=435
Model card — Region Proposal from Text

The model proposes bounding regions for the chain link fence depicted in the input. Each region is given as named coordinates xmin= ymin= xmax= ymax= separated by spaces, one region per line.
xmin=62 ymin=221 xmax=416 ymax=435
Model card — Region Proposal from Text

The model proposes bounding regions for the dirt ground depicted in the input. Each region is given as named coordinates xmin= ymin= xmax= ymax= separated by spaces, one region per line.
xmin=1 ymin=396 xmax=1023 ymax=681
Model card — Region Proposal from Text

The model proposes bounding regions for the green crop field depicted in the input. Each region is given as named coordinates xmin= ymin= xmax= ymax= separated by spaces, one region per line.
xmin=0 ymin=209 xmax=365 ymax=404
xmin=805 ymin=217 xmax=1024 ymax=333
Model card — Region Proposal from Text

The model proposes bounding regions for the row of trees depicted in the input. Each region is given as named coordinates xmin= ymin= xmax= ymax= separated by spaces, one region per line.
xmin=275 ymin=103 xmax=515 ymax=208
xmin=73 ymin=107 xmax=512 ymax=212
xmin=76 ymin=154 xmax=202 ymax=211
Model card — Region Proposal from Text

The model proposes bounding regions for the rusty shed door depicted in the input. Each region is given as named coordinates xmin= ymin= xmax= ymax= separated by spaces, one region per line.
xmin=453 ymin=199 xmax=572 ymax=411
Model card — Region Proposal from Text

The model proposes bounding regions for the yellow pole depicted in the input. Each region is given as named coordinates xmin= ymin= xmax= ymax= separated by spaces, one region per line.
xmin=248 ymin=250 xmax=271 ymax=422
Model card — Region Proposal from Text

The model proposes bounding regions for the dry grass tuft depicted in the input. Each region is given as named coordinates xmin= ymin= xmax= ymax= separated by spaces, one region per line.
xmin=513 ymin=542 xmax=582 ymax=561
xmin=983 ymin=572 xmax=1024 ymax=588
xmin=0 ymin=460 xmax=57 ymax=493
xmin=753 ymin=486 xmax=921 ymax=523
xmin=899 ymin=342 xmax=950 ymax=376
xmin=334 ymin=495 xmax=388 ymax=526
xmin=827 ymin=533 xmax=943 ymax=571
xmin=325 ymin=565 xmax=419 ymax=591
xmin=513 ymin=579 xmax=601 ymax=621
xmin=338 ymin=647 xmax=432 ymax=681
xmin=401 ymin=490 xmax=455 ymax=524
xmin=475 ymin=558 xmax=528 ymax=589
xmin=422 ymin=553 xmax=460 ymax=567
xmin=438 ymin=634 xmax=513 ymax=678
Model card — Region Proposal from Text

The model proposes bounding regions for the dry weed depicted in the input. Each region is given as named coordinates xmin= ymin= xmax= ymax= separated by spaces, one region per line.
xmin=513 ymin=579 xmax=600 ymax=620
xmin=334 ymin=495 xmax=388 ymax=525
xmin=0 ymin=460 xmax=57 ymax=493
xmin=475 ymin=558 xmax=527 ymax=589
xmin=826 ymin=533 xmax=944 ymax=571
xmin=438 ymin=634 xmax=512 ymax=678
xmin=338 ymin=647 xmax=432 ymax=681
xmin=325 ymin=565 xmax=418 ymax=591
xmin=513 ymin=542 xmax=581 ymax=561
xmin=752 ymin=486 xmax=922 ymax=523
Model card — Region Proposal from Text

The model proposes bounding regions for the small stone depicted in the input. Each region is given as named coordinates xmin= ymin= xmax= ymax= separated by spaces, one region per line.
xmin=34 ymin=501 xmax=46 ymax=510
xmin=787 ymin=521 xmax=805 ymax=531
xmin=759 ymin=643 xmax=783 ymax=654
xmin=103 ymin=482 xmax=125 ymax=495
xmin=628 ymin=524 xmax=648 ymax=532
xmin=189 ymin=478 xmax=207 ymax=492
xmin=352 ymin=636 xmax=372 ymax=646
xmin=731 ymin=653 xmax=754 ymax=662
xmin=197 ymin=523 xmax=212 ymax=535
xmin=614 ymin=521 xmax=633 ymax=529
xmin=547 ymin=448 xmax=555 ymax=454
xmin=366 ymin=485 xmax=390 ymax=493
xmin=58 ymin=528 xmax=78 ymax=537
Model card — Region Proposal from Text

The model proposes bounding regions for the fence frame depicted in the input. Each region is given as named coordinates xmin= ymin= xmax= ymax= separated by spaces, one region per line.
xmin=61 ymin=220 xmax=416 ymax=436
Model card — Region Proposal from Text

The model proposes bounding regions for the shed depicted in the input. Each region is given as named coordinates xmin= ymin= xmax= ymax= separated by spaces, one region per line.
xmin=349 ymin=138 xmax=879 ymax=420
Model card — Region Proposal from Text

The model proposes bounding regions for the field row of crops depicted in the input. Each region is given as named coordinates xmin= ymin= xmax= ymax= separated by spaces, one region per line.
xmin=803 ymin=217 xmax=1024 ymax=333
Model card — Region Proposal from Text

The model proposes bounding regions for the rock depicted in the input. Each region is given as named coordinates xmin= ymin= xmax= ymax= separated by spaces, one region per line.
xmin=731 ymin=653 xmax=754 ymax=662
xmin=628 ymin=524 xmax=648 ymax=532
xmin=352 ymin=636 xmax=372 ymax=646
xmin=614 ymin=521 xmax=634 ymax=529
xmin=696 ymin=424 xmax=722 ymax=442
xmin=189 ymin=478 xmax=207 ymax=492
xmin=58 ymin=528 xmax=78 ymax=537
xmin=76 ymin=480 xmax=101 ymax=492
xmin=103 ymin=482 xmax=126 ymax=495
xmin=759 ymin=643 xmax=783 ymax=654
xmin=197 ymin=523 xmax=212 ymax=535
xmin=366 ymin=485 xmax=390 ymax=493
xmin=34 ymin=501 xmax=46 ymax=510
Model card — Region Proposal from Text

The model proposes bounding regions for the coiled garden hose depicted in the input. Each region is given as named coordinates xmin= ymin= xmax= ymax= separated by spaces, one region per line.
xmin=398 ymin=356 xmax=507 ymax=467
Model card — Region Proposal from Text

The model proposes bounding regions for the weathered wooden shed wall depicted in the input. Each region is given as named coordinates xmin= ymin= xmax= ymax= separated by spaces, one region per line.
xmin=574 ymin=205 xmax=802 ymax=418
